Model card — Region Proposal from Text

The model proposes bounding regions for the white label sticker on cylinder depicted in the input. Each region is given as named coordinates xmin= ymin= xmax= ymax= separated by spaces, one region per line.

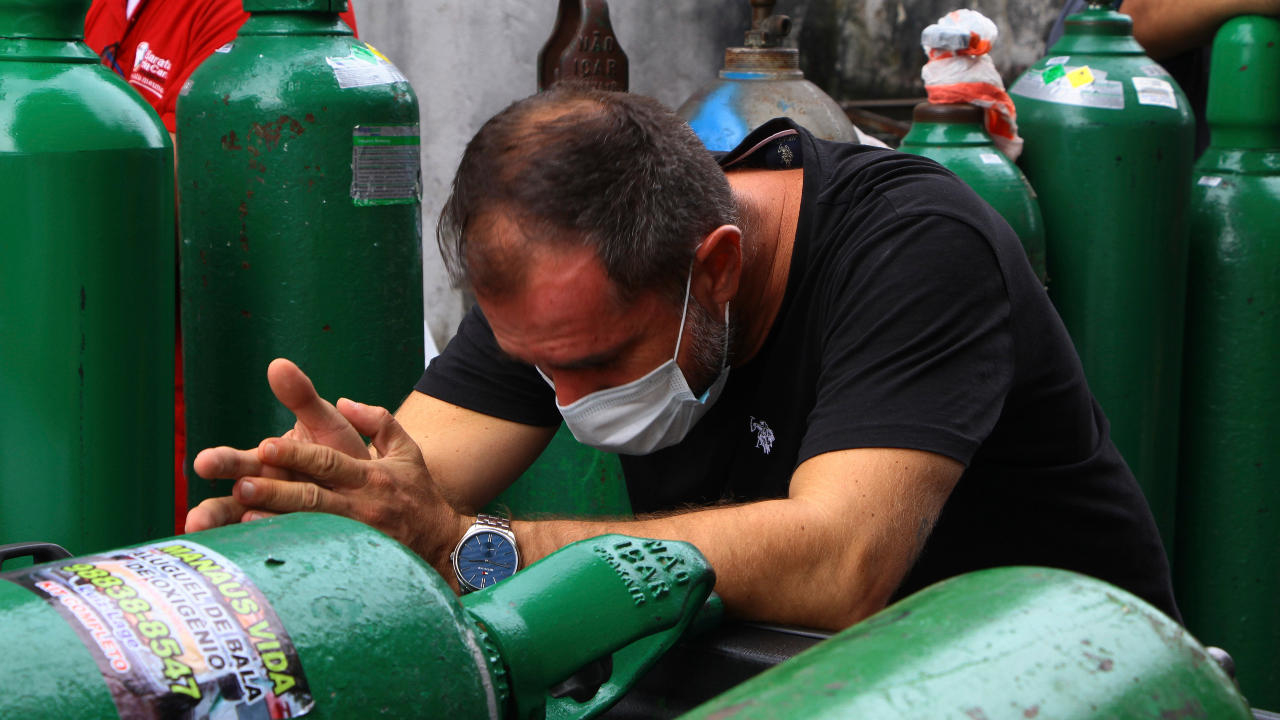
xmin=980 ymin=153 xmax=1003 ymax=165
xmin=351 ymin=125 xmax=421 ymax=206
xmin=1198 ymin=175 xmax=1224 ymax=187
xmin=326 ymin=44 xmax=408 ymax=89
xmin=1132 ymin=77 xmax=1179 ymax=109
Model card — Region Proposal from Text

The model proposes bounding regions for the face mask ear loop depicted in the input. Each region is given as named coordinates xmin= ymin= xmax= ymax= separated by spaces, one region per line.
xmin=672 ymin=262 xmax=694 ymax=359
xmin=720 ymin=302 xmax=731 ymax=368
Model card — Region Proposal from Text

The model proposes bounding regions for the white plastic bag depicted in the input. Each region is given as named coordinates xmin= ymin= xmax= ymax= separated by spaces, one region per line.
xmin=921 ymin=9 xmax=1023 ymax=161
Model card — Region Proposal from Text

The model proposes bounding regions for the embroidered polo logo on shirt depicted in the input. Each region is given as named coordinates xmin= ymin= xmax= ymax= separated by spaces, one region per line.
xmin=129 ymin=41 xmax=172 ymax=99
xmin=749 ymin=416 xmax=775 ymax=454
xmin=778 ymin=144 xmax=794 ymax=167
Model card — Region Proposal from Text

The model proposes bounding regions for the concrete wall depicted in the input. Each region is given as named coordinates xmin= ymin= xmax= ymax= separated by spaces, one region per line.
xmin=355 ymin=0 xmax=1059 ymax=350
xmin=795 ymin=0 xmax=1061 ymax=100
xmin=357 ymin=0 xmax=743 ymax=351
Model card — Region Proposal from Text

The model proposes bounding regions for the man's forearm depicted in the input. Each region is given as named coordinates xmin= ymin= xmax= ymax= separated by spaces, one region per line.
xmin=510 ymin=496 xmax=912 ymax=632
xmin=1121 ymin=0 xmax=1280 ymax=59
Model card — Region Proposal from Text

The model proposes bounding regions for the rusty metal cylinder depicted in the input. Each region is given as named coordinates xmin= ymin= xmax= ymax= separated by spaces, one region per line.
xmin=681 ymin=567 xmax=1252 ymax=720
xmin=177 ymin=3 xmax=424 ymax=509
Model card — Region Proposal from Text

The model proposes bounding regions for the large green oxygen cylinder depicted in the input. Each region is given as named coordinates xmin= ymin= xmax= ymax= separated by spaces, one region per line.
xmin=1175 ymin=15 xmax=1280 ymax=710
xmin=0 ymin=0 xmax=173 ymax=555
xmin=1009 ymin=1 xmax=1194 ymax=551
xmin=177 ymin=0 xmax=424 ymax=509
xmin=0 ymin=513 xmax=715 ymax=719
xmin=680 ymin=566 xmax=1252 ymax=720
xmin=898 ymin=102 xmax=1048 ymax=285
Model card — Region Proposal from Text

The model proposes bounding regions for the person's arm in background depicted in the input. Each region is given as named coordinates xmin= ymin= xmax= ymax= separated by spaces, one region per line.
xmin=1120 ymin=0 xmax=1280 ymax=58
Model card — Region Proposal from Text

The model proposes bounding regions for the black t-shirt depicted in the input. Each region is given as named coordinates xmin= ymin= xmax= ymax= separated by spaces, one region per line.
xmin=418 ymin=120 xmax=1179 ymax=620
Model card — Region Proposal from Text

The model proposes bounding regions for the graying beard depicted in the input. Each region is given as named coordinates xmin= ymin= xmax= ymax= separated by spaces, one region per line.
xmin=686 ymin=299 xmax=730 ymax=394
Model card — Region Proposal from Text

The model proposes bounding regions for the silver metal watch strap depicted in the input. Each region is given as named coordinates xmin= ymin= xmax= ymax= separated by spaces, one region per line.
xmin=475 ymin=513 xmax=511 ymax=532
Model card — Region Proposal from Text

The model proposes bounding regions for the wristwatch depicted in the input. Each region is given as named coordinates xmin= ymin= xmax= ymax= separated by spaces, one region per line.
xmin=451 ymin=514 xmax=520 ymax=593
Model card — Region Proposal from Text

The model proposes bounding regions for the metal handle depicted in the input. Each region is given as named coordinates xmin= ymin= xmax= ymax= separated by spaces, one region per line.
xmin=0 ymin=541 xmax=72 ymax=570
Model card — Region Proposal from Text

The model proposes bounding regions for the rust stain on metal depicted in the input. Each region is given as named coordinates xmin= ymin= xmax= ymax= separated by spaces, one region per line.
xmin=1159 ymin=698 xmax=1208 ymax=719
xmin=249 ymin=115 xmax=307 ymax=152
xmin=1024 ymin=706 xmax=1040 ymax=718
xmin=1083 ymin=650 xmax=1115 ymax=672
xmin=221 ymin=131 xmax=242 ymax=150
xmin=705 ymin=700 xmax=756 ymax=719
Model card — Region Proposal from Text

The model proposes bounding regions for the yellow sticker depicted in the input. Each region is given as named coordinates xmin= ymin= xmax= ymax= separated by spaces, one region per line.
xmin=1067 ymin=66 xmax=1095 ymax=88
xmin=365 ymin=43 xmax=393 ymax=65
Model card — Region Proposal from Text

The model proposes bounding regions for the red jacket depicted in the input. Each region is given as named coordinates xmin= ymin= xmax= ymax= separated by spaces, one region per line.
xmin=85 ymin=0 xmax=359 ymax=132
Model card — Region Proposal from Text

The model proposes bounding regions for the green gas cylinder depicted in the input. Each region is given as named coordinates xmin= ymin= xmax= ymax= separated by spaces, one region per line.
xmin=0 ymin=513 xmax=714 ymax=719
xmin=680 ymin=566 xmax=1252 ymax=720
xmin=898 ymin=102 xmax=1048 ymax=285
xmin=1175 ymin=15 xmax=1280 ymax=710
xmin=177 ymin=1 xmax=424 ymax=510
xmin=489 ymin=425 xmax=633 ymax=518
xmin=1009 ymin=1 xmax=1194 ymax=552
xmin=0 ymin=0 xmax=174 ymax=555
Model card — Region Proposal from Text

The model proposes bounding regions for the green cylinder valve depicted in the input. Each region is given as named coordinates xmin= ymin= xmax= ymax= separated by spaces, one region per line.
xmin=465 ymin=534 xmax=715 ymax=719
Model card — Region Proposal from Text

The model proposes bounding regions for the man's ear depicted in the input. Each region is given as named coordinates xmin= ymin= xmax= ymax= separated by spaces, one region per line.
xmin=693 ymin=225 xmax=742 ymax=316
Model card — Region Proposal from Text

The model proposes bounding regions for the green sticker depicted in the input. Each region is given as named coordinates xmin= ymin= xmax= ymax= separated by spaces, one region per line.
xmin=1041 ymin=64 xmax=1066 ymax=85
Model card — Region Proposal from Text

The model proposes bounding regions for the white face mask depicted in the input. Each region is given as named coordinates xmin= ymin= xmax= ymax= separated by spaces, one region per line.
xmin=538 ymin=271 xmax=730 ymax=455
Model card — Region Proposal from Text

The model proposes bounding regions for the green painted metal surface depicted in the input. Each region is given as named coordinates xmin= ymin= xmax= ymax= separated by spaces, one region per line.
xmin=0 ymin=578 xmax=120 ymax=718
xmin=177 ymin=10 xmax=424 ymax=509
xmin=899 ymin=102 xmax=1048 ymax=285
xmin=680 ymin=567 xmax=1253 ymax=720
xmin=1175 ymin=15 xmax=1280 ymax=711
xmin=0 ymin=0 xmax=174 ymax=557
xmin=487 ymin=424 xmax=632 ymax=518
xmin=464 ymin=534 xmax=715 ymax=719
xmin=0 ymin=515 xmax=715 ymax=719
xmin=1009 ymin=3 xmax=1194 ymax=552
xmin=0 ymin=514 xmax=498 ymax=718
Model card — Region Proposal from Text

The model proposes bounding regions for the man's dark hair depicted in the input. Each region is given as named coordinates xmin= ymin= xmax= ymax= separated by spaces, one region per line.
xmin=437 ymin=86 xmax=737 ymax=303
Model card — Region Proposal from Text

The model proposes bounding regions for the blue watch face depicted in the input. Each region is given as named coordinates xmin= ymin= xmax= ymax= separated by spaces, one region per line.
xmin=457 ymin=530 xmax=517 ymax=590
